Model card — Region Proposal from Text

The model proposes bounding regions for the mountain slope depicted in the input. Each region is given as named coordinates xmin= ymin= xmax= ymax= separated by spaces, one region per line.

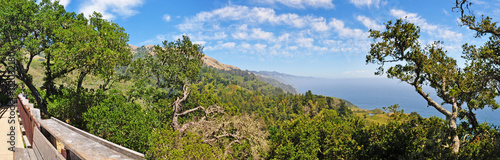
xmin=128 ymin=44 xmax=299 ymax=94
xmin=202 ymin=56 xmax=239 ymax=71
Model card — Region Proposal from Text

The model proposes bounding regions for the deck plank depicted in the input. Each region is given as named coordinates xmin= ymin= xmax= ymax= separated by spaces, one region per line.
xmin=39 ymin=118 xmax=143 ymax=160
xmin=33 ymin=128 xmax=64 ymax=160
xmin=13 ymin=148 xmax=35 ymax=160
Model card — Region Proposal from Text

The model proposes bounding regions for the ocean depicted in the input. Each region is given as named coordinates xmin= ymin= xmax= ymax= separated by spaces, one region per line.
xmin=287 ymin=77 xmax=500 ymax=126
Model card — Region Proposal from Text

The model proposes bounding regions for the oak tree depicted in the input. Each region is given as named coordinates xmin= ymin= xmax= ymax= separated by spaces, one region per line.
xmin=366 ymin=19 xmax=498 ymax=153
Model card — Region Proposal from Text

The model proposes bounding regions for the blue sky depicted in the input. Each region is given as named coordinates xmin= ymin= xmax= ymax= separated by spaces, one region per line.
xmin=56 ymin=0 xmax=500 ymax=79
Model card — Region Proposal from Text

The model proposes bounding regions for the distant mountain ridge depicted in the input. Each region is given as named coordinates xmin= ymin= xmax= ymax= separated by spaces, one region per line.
xmin=250 ymin=71 xmax=303 ymax=83
xmin=250 ymin=70 xmax=335 ymax=95
xmin=128 ymin=44 xmax=299 ymax=94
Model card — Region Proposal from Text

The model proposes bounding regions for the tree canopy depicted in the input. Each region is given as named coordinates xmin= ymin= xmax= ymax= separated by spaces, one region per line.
xmin=0 ymin=0 xmax=131 ymax=117
xmin=366 ymin=0 xmax=500 ymax=153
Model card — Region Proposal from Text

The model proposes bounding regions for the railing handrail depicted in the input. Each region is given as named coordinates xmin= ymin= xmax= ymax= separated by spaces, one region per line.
xmin=16 ymin=93 xmax=145 ymax=159
xmin=48 ymin=117 xmax=145 ymax=159
xmin=17 ymin=94 xmax=37 ymax=147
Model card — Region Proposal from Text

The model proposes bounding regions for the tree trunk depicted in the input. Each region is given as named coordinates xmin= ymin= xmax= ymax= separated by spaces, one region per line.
xmin=466 ymin=105 xmax=479 ymax=131
xmin=449 ymin=116 xmax=460 ymax=153
xmin=450 ymin=100 xmax=460 ymax=153
xmin=25 ymin=79 xmax=47 ymax=114
xmin=76 ymin=71 xmax=88 ymax=95
xmin=417 ymin=86 xmax=461 ymax=153
xmin=15 ymin=61 xmax=50 ymax=116
xmin=71 ymin=71 xmax=88 ymax=126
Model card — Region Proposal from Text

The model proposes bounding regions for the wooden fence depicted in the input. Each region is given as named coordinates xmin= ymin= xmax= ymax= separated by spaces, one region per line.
xmin=15 ymin=94 xmax=145 ymax=160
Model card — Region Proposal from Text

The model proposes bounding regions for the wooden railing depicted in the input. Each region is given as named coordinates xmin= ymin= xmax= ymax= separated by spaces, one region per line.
xmin=15 ymin=94 xmax=145 ymax=160
xmin=17 ymin=95 xmax=38 ymax=147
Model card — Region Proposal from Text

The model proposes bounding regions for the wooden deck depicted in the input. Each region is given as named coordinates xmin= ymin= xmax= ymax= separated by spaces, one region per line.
xmin=39 ymin=117 xmax=144 ymax=160
xmin=15 ymin=94 xmax=145 ymax=160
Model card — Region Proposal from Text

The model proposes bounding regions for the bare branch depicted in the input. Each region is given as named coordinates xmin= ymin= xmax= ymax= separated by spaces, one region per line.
xmin=179 ymin=121 xmax=200 ymax=133
xmin=415 ymin=86 xmax=452 ymax=117
xmin=177 ymin=106 xmax=205 ymax=116
xmin=172 ymin=84 xmax=224 ymax=133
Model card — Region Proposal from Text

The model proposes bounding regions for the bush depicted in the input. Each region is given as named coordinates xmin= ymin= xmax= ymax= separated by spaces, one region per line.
xmin=147 ymin=128 xmax=223 ymax=160
xmin=83 ymin=90 xmax=156 ymax=153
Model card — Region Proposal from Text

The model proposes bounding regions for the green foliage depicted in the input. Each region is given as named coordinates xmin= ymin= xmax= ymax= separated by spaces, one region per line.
xmin=269 ymin=107 xmax=491 ymax=159
xmin=0 ymin=0 xmax=131 ymax=116
xmin=83 ymin=90 xmax=158 ymax=153
xmin=357 ymin=116 xmax=455 ymax=159
xmin=45 ymin=11 xmax=131 ymax=91
xmin=194 ymin=67 xmax=358 ymax=124
xmin=366 ymin=18 xmax=500 ymax=152
xmin=338 ymin=100 xmax=353 ymax=117
xmin=147 ymin=128 xmax=223 ymax=160
xmin=48 ymin=87 xmax=104 ymax=128
xmin=131 ymin=35 xmax=203 ymax=97
xmin=0 ymin=0 xmax=48 ymax=113
xmin=269 ymin=110 xmax=364 ymax=159
xmin=458 ymin=122 xmax=500 ymax=159
xmin=383 ymin=104 xmax=406 ymax=121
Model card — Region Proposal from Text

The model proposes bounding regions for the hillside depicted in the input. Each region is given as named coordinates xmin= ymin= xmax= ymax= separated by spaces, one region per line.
xmin=201 ymin=56 xmax=239 ymax=71
xmin=252 ymin=75 xmax=299 ymax=95
xmin=250 ymin=70 xmax=306 ymax=83
xmin=128 ymin=44 xmax=299 ymax=94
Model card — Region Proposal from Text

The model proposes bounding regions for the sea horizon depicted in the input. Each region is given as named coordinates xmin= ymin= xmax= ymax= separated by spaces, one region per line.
xmin=286 ymin=77 xmax=500 ymax=126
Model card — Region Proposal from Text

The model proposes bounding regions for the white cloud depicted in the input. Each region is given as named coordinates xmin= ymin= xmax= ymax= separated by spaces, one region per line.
xmin=232 ymin=32 xmax=249 ymax=39
xmin=296 ymin=37 xmax=314 ymax=48
xmin=163 ymin=14 xmax=171 ymax=22
xmin=313 ymin=46 xmax=328 ymax=51
xmin=349 ymin=0 xmax=381 ymax=8
xmin=177 ymin=5 xmax=335 ymax=32
xmin=52 ymin=0 xmax=70 ymax=7
xmin=79 ymin=0 xmax=144 ymax=19
xmin=356 ymin=15 xmax=384 ymax=30
xmin=310 ymin=17 xmax=330 ymax=32
xmin=390 ymin=9 xmax=462 ymax=42
xmin=241 ymin=42 xmax=251 ymax=49
xmin=329 ymin=18 xmax=368 ymax=39
xmin=250 ymin=28 xmax=274 ymax=40
xmin=238 ymin=24 xmax=248 ymax=31
xmin=221 ymin=42 xmax=236 ymax=48
xmin=210 ymin=32 xmax=228 ymax=40
xmin=193 ymin=41 xmax=207 ymax=46
xmin=278 ymin=33 xmax=290 ymax=42
xmin=175 ymin=4 xmax=373 ymax=57
xmin=256 ymin=0 xmax=334 ymax=9
xmin=323 ymin=39 xmax=342 ymax=45
xmin=255 ymin=44 xmax=267 ymax=50
xmin=271 ymin=44 xmax=282 ymax=50
xmin=205 ymin=41 xmax=237 ymax=51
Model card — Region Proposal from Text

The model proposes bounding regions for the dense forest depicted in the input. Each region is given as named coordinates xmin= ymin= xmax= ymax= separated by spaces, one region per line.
xmin=2 ymin=0 xmax=500 ymax=159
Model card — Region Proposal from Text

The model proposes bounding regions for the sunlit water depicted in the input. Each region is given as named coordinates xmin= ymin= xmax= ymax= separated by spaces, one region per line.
xmin=287 ymin=78 xmax=499 ymax=126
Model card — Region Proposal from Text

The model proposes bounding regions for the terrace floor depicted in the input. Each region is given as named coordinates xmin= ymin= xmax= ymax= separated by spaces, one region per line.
xmin=0 ymin=105 xmax=24 ymax=160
